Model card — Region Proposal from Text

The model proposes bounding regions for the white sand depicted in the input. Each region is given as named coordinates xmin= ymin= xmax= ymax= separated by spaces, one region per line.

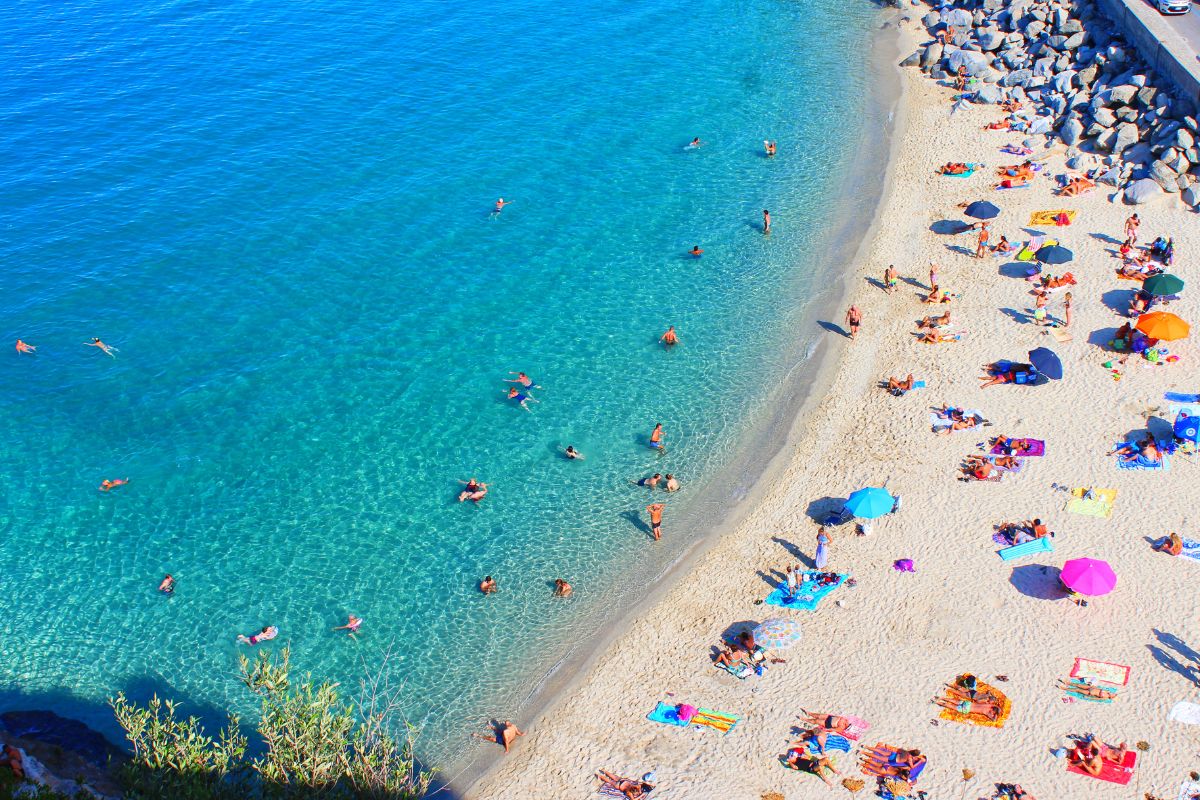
xmin=467 ymin=17 xmax=1200 ymax=800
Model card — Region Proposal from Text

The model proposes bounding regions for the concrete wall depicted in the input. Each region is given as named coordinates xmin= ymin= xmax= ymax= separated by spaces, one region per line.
xmin=1095 ymin=0 xmax=1200 ymax=113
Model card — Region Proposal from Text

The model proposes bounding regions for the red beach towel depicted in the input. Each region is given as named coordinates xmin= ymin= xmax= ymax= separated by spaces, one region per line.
xmin=1067 ymin=750 xmax=1136 ymax=785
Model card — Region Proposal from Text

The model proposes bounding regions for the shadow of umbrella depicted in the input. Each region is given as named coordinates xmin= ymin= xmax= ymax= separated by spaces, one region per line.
xmin=1008 ymin=564 xmax=1064 ymax=600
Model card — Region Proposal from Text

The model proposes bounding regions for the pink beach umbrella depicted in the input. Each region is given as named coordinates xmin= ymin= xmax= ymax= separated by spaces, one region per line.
xmin=1060 ymin=558 xmax=1117 ymax=596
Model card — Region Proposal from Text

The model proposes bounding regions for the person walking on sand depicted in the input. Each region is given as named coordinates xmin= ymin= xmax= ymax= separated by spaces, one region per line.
xmin=1124 ymin=213 xmax=1140 ymax=244
xmin=648 ymin=422 xmax=665 ymax=453
xmin=85 ymin=337 xmax=117 ymax=357
xmin=845 ymin=305 xmax=862 ymax=339
xmin=883 ymin=265 xmax=898 ymax=294
xmin=660 ymin=326 xmax=678 ymax=347
xmin=975 ymin=221 xmax=990 ymax=258
xmin=814 ymin=527 xmax=831 ymax=569
xmin=15 ymin=340 xmax=35 ymax=354
xmin=1033 ymin=292 xmax=1048 ymax=326
xmin=929 ymin=263 xmax=939 ymax=290
xmin=762 ymin=209 xmax=771 ymax=234
xmin=646 ymin=502 xmax=664 ymax=540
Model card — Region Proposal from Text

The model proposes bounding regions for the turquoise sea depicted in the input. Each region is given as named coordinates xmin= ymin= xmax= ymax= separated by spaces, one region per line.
xmin=0 ymin=0 xmax=886 ymax=773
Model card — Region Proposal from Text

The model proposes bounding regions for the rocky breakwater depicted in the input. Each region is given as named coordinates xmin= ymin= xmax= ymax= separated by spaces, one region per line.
xmin=899 ymin=0 xmax=1200 ymax=208
xmin=0 ymin=710 xmax=124 ymax=799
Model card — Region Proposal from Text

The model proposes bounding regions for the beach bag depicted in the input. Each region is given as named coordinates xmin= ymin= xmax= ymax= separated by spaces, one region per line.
xmin=1145 ymin=348 xmax=1160 ymax=363
xmin=1013 ymin=370 xmax=1032 ymax=384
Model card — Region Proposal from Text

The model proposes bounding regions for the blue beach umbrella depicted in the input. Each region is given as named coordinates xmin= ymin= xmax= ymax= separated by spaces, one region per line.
xmin=1027 ymin=347 xmax=1063 ymax=380
xmin=964 ymin=200 xmax=1000 ymax=220
xmin=1035 ymin=244 xmax=1074 ymax=265
xmin=844 ymin=487 xmax=896 ymax=519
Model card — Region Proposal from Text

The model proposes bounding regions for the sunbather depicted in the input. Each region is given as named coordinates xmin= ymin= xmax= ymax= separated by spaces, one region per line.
xmin=885 ymin=374 xmax=914 ymax=396
xmin=596 ymin=770 xmax=654 ymax=799
xmin=995 ymin=176 xmax=1029 ymax=190
xmin=923 ymin=285 xmax=946 ymax=304
xmin=1129 ymin=291 xmax=1151 ymax=316
xmin=985 ymin=119 xmax=1012 ymax=131
xmin=938 ymin=162 xmax=972 ymax=175
xmin=919 ymin=328 xmax=961 ymax=344
xmin=999 ymin=100 xmax=1022 ymax=113
xmin=1056 ymin=680 xmax=1117 ymax=700
xmin=933 ymin=694 xmax=1002 ymax=720
xmin=1152 ymin=532 xmax=1183 ymax=555
xmin=861 ymin=746 xmax=925 ymax=781
xmin=713 ymin=646 xmax=749 ymax=669
xmin=991 ymin=235 xmax=1015 ymax=255
xmin=1068 ymin=738 xmax=1126 ymax=776
xmin=1109 ymin=436 xmax=1161 ymax=464
xmin=1041 ymin=273 xmax=1076 ymax=289
xmin=797 ymin=710 xmax=854 ymax=734
xmin=1060 ymin=175 xmax=1095 ymax=196
xmin=917 ymin=310 xmax=951 ymax=329
xmin=991 ymin=435 xmax=1034 ymax=455
xmin=979 ymin=370 xmax=1013 ymax=388
xmin=783 ymin=745 xmax=840 ymax=786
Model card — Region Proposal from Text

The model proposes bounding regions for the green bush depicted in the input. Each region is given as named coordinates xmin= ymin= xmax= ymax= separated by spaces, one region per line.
xmin=110 ymin=648 xmax=431 ymax=799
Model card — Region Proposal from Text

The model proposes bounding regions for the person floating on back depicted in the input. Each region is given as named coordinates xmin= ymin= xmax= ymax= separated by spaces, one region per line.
xmin=15 ymin=340 xmax=35 ymax=355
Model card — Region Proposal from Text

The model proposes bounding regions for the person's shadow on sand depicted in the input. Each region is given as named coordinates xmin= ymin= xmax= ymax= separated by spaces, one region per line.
xmin=817 ymin=320 xmax=849 ymax=338
xmin=771 ymin=535 xmax=806 ymax=563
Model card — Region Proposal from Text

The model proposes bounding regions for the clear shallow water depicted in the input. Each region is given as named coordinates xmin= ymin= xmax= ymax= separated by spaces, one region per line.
xmin=0 ymin=0 xmax=882 ymax=770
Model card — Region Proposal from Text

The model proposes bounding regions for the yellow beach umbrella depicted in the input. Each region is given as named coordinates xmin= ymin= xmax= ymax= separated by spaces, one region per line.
xmin=1135 ymin=312 xmax=1190 ymax=341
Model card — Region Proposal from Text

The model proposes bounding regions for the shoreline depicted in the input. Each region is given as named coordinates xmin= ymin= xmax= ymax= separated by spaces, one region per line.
xmin=449 ymin=13 xmax=909 ymax=798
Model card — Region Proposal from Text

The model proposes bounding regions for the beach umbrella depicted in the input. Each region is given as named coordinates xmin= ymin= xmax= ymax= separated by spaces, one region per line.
xmin=1143 ymin=273 xmax=1185 ymax=297
xmin=947 ymin=49 xmax=988 ymax=72
xmin=844 ymin=486 xmax=896 ymax=519
xmin=943 ymin=8 xmax=973 ymax=27
xmin=1136 ymin=311 xmax=1190 ymax=341
xmin=964 ymin=200 xmax=1000 ymax=220
xmin=1060 ymin=557 xmax=1117 ymax=596
xmin=1027 ymin=347 xmax=1063 ymax=380
xmin=751 ymin=618 xmax=803 ymax=650
xmin=1035 ymin=244 xmax=1074 ymax=265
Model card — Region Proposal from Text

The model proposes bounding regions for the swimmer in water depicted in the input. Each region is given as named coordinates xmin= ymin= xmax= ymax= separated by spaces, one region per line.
xmin=333 ymin=615 xmax=363 ymax=636
xmin=505 ymin=371 xmax=541 ymax=389
xmin=564 ymin=446 xmax=584 ymax=460
xmin=664 ymin=474 xmax=680 ymax=492
xmin=158 ymin=574 xmax=175 ymax=594
xmin=237 ymin=625 xmax=278 ymax=646
xmin=660 ymin=326 xmax=678 ymax=347
xmin=553 ymin=579 xmax=572 ymax=598
xmin=459 ymin=480 xmax=488 ymax=503
xmin=687 ymin=137 xmax=703 ymax=149
xmin=99 ymin=478 xmax=129 ymax=492
xmin=85 ymin=337 xmax=117 ymax=357
xmin=15 ymin=340 xmax=35 ymax=354
xmin=762 ymin=209 xmax=771 ymax=233
xmin=632 ymin=473 xmax=662 ymax=489
xmin=479 ymin=575 xmax=498 ymax=594
xmin=507 ymin=387 xmax=539 ymax=411
xmin=649 ymin=423 xmax=665 ymax=453
xmin=764 ymin=140 xmax=777 ymax=157
xmin=688 ymin=245 xmax=703 ymax=258
xmin=492 ymin=198 xmax=510 ymax=216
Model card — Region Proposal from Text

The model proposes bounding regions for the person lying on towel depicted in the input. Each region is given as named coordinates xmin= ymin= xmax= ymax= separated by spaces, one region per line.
xmin=1068 ymin=737 xmax=1127 ymax=777
xmin=1056 ymin=680 xmax=1117 ymax=700
xmin=1060 ymin=174 xmax=1095 ymax=196
xmin=938 ymin=162 xmax=972 ymax=175
xmin=918 ymin=310 xmax=951 ymax=330
xmin=991 ymin=434 xmax=1036 ymax=455
xmin=1109 ymin=436 xmax=1161 ymax=466
xmin=933 ymin=690 xmax=1002 ymax=721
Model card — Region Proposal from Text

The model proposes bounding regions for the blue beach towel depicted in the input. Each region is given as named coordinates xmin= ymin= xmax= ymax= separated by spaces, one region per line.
xmin=646 ymin=702 xmax=689 ymax=727
xmin=1164 ymin=392 xmax=1200 ymax=403
xmin=1178 ymin=538 xmax=1200 ymax=564
xmin=715 ymin=662 xmax=752 ymax=679
xmin=997 ymin=536 xmax=1054 ymax=561
xmin=1116 ymin=453 xmax=1170 ymax=471
xmin=806 ymin=733 xmax=852 ymax=754
xmin=913 ymin=380 xmax=927 ymax=389
xmin=1065 ymin=682 xmax=1120 ymax=704
xmin=765 ymin=573 xmax=847 ymax=611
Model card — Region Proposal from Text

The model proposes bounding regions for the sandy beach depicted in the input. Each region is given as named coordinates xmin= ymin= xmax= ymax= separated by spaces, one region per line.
xmin=465 ymin=11 xmax=1200 ymax=800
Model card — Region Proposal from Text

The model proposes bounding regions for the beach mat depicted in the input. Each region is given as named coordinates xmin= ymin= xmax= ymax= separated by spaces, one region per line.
xmin=1030 ymin=209 xmax=1077 ymax=226
xmin=941 ymin=163 xmax=979 ymax=178
xmin=1165 ymin=391 xmax=1200 ymax=403
xmin=647 ymin=702 xmax=689 ymax=727
xmin=1070 ymin=658 xmax=1130 ymax=686
xmin=814 ymin=733 xmax=851 ymax=753
xmin=990 ymin=438 xmax=1044 ymax=456
xmin=692 ymin=708 xmax=740 ymax=735
xmin=1067 ymin=749 xmax=1136 ymax=785
xmin=1050 ymin=327 xmax=1074 ymax=343
xmin=937 ymin=682 xmax=1011 ymax=728
xmin=1177 ymin=538 xmax=1200 ymax=564
xmin=714 ymin=662 xmax=752 ymax=679
xmin=1168 ymin=701 xmax=1200 ymax=725
xmin=765 ymin=573 xmax=846 ymax=611
xmin=1066 ymin=488 xmax=1116 ymax=518
xmin=1116 ymin=453 xmax=1170 ymax=471
xmin=995 ymin=182 xmax=1032 ymax=190
xmin=997 ymin=536 xmax=1053 ymax=561
xmin=930 ymin=412 xmax=984 ymax=432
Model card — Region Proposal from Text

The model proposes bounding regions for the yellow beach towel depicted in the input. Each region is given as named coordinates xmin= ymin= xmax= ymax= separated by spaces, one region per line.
xmin=938 ymin=682 xmax=1011 ymax=728
xmin=1066 ymin=487 xmax=1117 ymax=518
xmin=691 ymin=708 xmax=740 ymax=734
xmin=1029 ymin=209 xmax=1077 ymax=226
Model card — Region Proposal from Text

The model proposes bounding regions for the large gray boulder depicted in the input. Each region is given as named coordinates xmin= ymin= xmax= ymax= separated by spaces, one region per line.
xmin=1096 ymin=128 xmax=1118 ymax=151
xmin=1028 ymin=115 xmax=1055 ymax=135
xmin=1034 ymin=56 xmax=1055 ymax=77
xmin=1175 ymin=128 xmax=1195 ymax=150
xmin=1169 ymin=152 xmax=1191 ymax=174
xmin=976 ymin=84 xmax=1004 ymax=104
xmin=1002 ymin=68 xmax=1033 ymax=87
xmin=1061 ymin=116 xmax=1085 ymax=146
xmin=1053 ymin=70 xmax=1076 ymax=93
xmin=900 ymin=51 xmax=922 ymax=68
xmin=1109 ymin=84 xmax=1138 ymax=105
xmin=1125 ymin=177 xmax=1164 ymax=203
xmin=1114 ymin=121 xmax=1141 ymax=156
xmin=1183 ymin=183 xmax=1200 ymax=207
xmin=1093 ymin=107 xmax=1117 ymax=127
xmin=921 ymin=42 xmax=944 ymax=69
xmin=1061 ymin=18 xmax=1084 ymax=36
xmin=1115 ymin=106 xmax=1139 ymax=123
xmin=1047 ymin=34 xmax=1068 ymax=51
xmin=1025 ymin=20 xmax=1046 ymax=39
xmin=979 ymin=28 xmax=1005 ymax=50
xmin=923 ymin=11 xmax=941 ymax=28
xmin=1150 ymin=159 xmax=1180 ymax=192
xmin=1063 ymin=31 xmax=1086 ymax=50
xmin=1077 ymin=63 xmax=1099 ymax=87
xmin=1136 ymin=85 xmax=1158 ymax=109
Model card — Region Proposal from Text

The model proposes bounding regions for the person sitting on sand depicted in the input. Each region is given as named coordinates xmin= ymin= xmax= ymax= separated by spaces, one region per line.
xmin=596 ymin=770 xmax=655 ymax=800
xmin=923 ymin=285 xmax=948 ymax=304
xmin=714 ymin=645 xmax=750 ymax=670
xmin=237 ymin=625 xmax=278 ymax=646
xmin=1056 ymin=680 xmax=1117 ymax=700
xmin=917 ymin=310 xmax=951 ymax=330
xmin=783 ymin=743 xmax=841 ymax=786
xmin=1069 ymin=738 xmax=1126 ymax=777
xmin=1110 ymin=436 xmax=1160 ymax=464
xmin=962 ymin=458 xmax=994 ymax=481
xmin=472 ymin=720 xmax=524 ymax=754
xmin=991 ymin=235 xmax=1015 ymax=256
xmin=1060 ymin=174 xmax=1096 ymax=196
xmin=886 ymin=374 xmax=915 ymax=395
xmin=552 ymin=578 xmax=572 ymax=597
xmin=1129 ymin=291 xmax=1152 ymax=317
xmin=938 ymin=162 xmax=971 ymax=175
xmin=933 ymin=693 xmax=1002 ymax=720
xmin=1153 ymin=532 xmax=1184 ymax=555
xmin=999 ymin=99 xmax=1022 ymax=113
xmin=479 ymin=575 xmax=498 ymax=594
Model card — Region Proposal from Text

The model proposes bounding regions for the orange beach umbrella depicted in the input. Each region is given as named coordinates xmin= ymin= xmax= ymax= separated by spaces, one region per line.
xmin=1135 ymin=312 xmax=1190 ymax=341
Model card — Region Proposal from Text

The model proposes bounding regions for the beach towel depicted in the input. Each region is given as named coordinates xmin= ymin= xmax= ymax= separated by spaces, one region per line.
xmin=715 ymin=662 xmax=752 ymax=679
xmin=1070 ymin=658 xmax=1130 ymax=686
xmin=1165 ymin=391 xmax=1200 ymax=403
xmin=1066 ymin=487 xmax=1116 ymax=518
xmin=911 ymin=380 xmax=926 ymax=389
xmin=1168 ymin=701 xmax=1200 ymax=725
xmin=1062 ymin=679 xmax=1119 ymax=704
xmin=941 ymin=163 xmax=979 ymax=178
xmin=646 ymin=702 xmax=690 ymax=727
xmin=989 ymin=438 xmax=1044 ymax=456
xmin=1177 ymin=538 xmax=1200 ymax=564
xmin=1029 ymin=209 xmax=1077 ymax=226
xmin=599 ymin=785 xmax=653 ymax=799
xmin=1177 ymin=779 xmax=1200 ymax=800
xmin=995 ymin=181 xmax=1032 ymax=190
xmin=765 ymin=573 xmax=846 ymax=611
xmin=930 ymin=411 xmax=984 ymax=432
xmin=1050 ymin=328 xmax=1073 ymax=343
xmin=691 ymin=708 xmax=740 ymax=735
xmin=806 ymin=733 xmax=851 ymax=754
xmin=937 ymin=682 xmax=1011 ymax=728
xmin=997 ymin=536 xmax=1053 ymax=561
xmin=1116 ymin=452 xmax=1169 ymax=471
xmin=1067 ymin=749 xmax=1136 ymax=785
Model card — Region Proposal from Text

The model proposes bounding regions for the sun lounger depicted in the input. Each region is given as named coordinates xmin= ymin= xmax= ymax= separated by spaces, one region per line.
xmin=997 ymin=536 xmax=1053 ymax=561
xmin=646 ymin=702 xmax=690 ymax=727
xmin=1029 ymin=209 xmax=1077 ymax=226
xmin=1070 ymin=658 xmax=1130 ymax=686
xmin=765 ymin=573 xmax=846 ymax=611
xmin=1067 ymin=749 xmax=1136 ymax=785
xmin=1066 ymin=487 xmax=1116 ymax=518
xmin=989 ymin=438 xmax=1044 ymax=456
xmin=691 ymin=708 xmax=740 ymax=735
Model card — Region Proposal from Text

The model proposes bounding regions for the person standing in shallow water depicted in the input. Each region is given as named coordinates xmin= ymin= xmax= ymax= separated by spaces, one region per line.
xmin=646 ymin=503 xmax=664 ymax=540
xmin=762 ymin=209 xmax=771 ymax=233
xmin=648 ymin=422 xmax=665 ymax=453
xmin=660 ymin=326 xmax=678 ymax=347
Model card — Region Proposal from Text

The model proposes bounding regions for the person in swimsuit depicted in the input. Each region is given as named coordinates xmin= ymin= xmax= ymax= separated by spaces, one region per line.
xmin=458 ymin=478 xmax=486 ymax=502
xmin=86 ymin=337 xmax=117 ymax=357
xmin=1055 ymin=680 xmax=1116 ymax=700
xmin=15 ymin=340 xmax=35 ymax=354
xmin=237 ymin=625 xmax=278 ymax=645
xmin=479 ymin=575 xmax=498 ymax=594
xmin=660 ymin=326 xmax=678 ymax=347
xmin=845 ymin=305 xmax=862 ymax=339
xmin=689 ymin=245 xmax=703 ymax=257
xmin=99 ymin=478 xmax=129 ymax=492
xmin=933 ymin=694 xmax=1001 ymax=720
xmin=764 ymin=140 xmax=776 ymax=157
xmin=883 ymin=264 xmax=898 ymax=294
xmin=648 ymin=423 xmax=665 ymax=452
xmin=333 ymin=615 xmax=363 ymax=636
xmin=1153 ymin=532 xmax=1183 ymax=555
xmin=472 ymin=720 xmax=524 ymax=754
xmin=783 ymin=744 xmax=840 ymax=786
xmin=885 ymin=374 xmax=914 ymax=395
xmin=762 ymin=209 xmax=771 ymax=233
xmin=632 ymin=473 xmax=662 ymax=489
xmin=552 ymin=578 xmax=572 ymax=597
xmin=687 ymin=137 xmax=702 ymax=148
xmin=646 ymin=503 xmax=664 ymax=540
xmin=492 ymin=198 xmax=510 ymax=216
xmin=505 ymin=371 xmax=540 ymax=389
xmin=157 ymin=574 xmax=175 ymax=594
xmin=1124 ymin=213 xmax=1140 ymax=244
xmin=507 ymin=387 xmax=539 ymax=411
xmin=664 ymin=473 xmax=679 ymax=492
xmin=596 ymin=771 xmax=654 ymax=800
xmin=564 ymin=446 xmax=584 ymax=460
